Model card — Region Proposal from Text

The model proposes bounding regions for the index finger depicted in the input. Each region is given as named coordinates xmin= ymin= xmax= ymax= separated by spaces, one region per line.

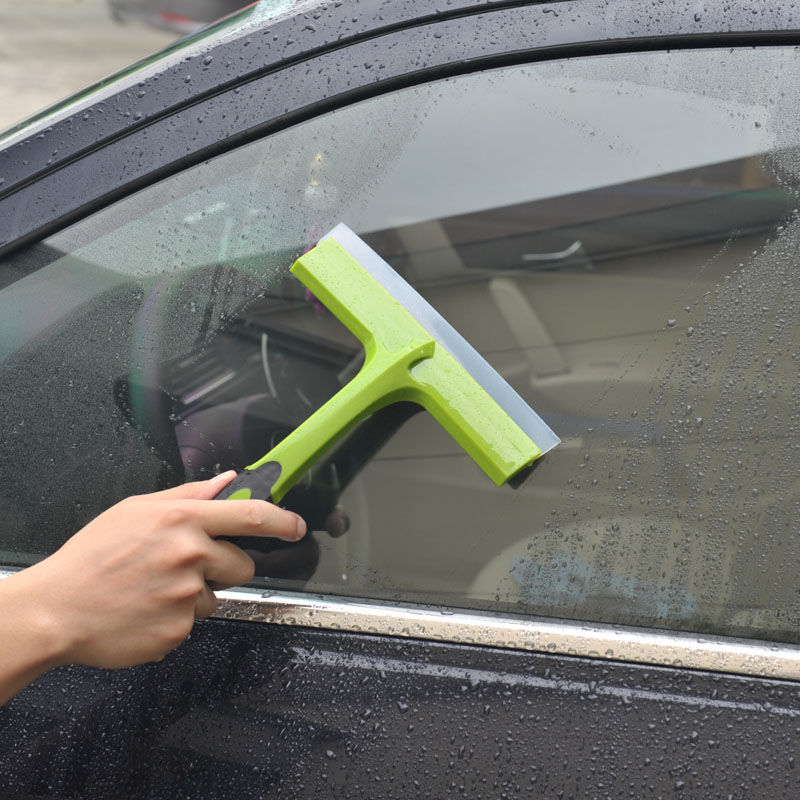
xmin=172 ymin=499 xmax=306 ymax=540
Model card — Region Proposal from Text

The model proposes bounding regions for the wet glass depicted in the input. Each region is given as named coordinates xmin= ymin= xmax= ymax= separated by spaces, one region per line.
xmin=2 ymin=48 xmax=800 ymax=643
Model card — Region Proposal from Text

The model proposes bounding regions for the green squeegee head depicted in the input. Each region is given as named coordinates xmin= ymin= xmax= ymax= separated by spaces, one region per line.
xmin=218 ymin=224 xmax=559 ymax=504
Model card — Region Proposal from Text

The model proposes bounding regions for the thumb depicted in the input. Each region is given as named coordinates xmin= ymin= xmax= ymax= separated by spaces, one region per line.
xmin=142 ymin=471 xmax=238 ymax=501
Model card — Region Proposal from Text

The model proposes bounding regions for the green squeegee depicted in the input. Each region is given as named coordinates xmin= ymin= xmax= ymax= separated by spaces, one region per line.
xmin=216 ymin=223 xmax=559 ymax=504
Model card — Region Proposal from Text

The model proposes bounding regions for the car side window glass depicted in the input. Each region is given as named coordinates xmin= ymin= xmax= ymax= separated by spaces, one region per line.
xmin=2 ymin=48 xmax=800 ymax=644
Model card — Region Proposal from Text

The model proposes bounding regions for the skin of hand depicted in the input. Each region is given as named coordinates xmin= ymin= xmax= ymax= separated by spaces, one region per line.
xmin=0 ymin=471 xmax=305 ymax=705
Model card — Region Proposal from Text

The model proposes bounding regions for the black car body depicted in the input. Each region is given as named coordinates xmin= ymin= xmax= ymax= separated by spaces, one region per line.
xmin=2 ymin=1 xmax=800 ymax=796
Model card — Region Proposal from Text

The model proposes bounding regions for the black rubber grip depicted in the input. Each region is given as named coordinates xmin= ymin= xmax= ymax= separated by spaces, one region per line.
xmin=213 ymin=461 xmax=282 ymax=502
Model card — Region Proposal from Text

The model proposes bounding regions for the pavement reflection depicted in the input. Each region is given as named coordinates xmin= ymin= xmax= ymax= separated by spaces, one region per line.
xmin=0 ymin=0 xmax=174 ymax=132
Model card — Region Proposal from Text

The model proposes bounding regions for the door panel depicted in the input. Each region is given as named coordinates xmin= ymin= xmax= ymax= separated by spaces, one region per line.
xmin=2 ymin=620 xmax=799 ymax=798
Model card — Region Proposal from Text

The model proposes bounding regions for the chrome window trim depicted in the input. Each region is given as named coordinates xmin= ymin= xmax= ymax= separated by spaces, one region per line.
xmin=215 ymin=586 xmax=800 ymax=681
xmin=4 ymin=565 xmax=798 ymax=681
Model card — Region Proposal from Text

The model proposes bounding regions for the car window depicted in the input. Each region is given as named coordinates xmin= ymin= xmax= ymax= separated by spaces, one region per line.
xmin=2 ymin=48 xmax=800 ymax=644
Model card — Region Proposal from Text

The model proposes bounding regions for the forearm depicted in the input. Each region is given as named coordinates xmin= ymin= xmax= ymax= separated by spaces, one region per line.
xmin=0 ymin=567 xmax=67 ymax=706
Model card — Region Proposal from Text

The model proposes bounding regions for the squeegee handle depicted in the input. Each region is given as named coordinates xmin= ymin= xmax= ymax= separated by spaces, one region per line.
xmin=213 ymin=461 xmax=283 ymax=502
xmin=214 ymin=336 xmax=435 ymax=504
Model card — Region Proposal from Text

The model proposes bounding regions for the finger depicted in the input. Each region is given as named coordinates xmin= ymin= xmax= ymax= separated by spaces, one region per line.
xmin=246 ymin=538 xmax=319 ymax=581
xmin=204 ymin=540 xmax=255 ymax=589
xmin=176 ymin=499 xmax=306 ymax=540
xmin=134 ymin=472 xmax=238 ymax=502
xmin=194 ymin=585 xmax=219 ymax=619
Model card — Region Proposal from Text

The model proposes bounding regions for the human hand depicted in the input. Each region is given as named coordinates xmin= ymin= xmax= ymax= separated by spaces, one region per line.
xmin=5 ymin=472 xmax=305 ymax=671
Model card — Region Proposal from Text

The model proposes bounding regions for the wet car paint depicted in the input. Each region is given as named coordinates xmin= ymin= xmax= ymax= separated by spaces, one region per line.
xmin=3 ymin=620 xmax=800 ymax=798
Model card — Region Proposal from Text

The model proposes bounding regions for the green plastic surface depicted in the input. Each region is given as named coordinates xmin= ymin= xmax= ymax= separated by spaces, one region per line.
xmin=245 ymin=238 xmax=541 ymax=503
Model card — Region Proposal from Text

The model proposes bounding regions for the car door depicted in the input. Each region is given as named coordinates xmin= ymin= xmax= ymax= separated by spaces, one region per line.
xmin=3 ymin=2 xmax=800 ymax=797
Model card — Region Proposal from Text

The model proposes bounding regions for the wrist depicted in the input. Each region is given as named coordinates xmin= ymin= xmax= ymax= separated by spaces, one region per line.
xmin=0 ymin=566 xmax=72 ymax=671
